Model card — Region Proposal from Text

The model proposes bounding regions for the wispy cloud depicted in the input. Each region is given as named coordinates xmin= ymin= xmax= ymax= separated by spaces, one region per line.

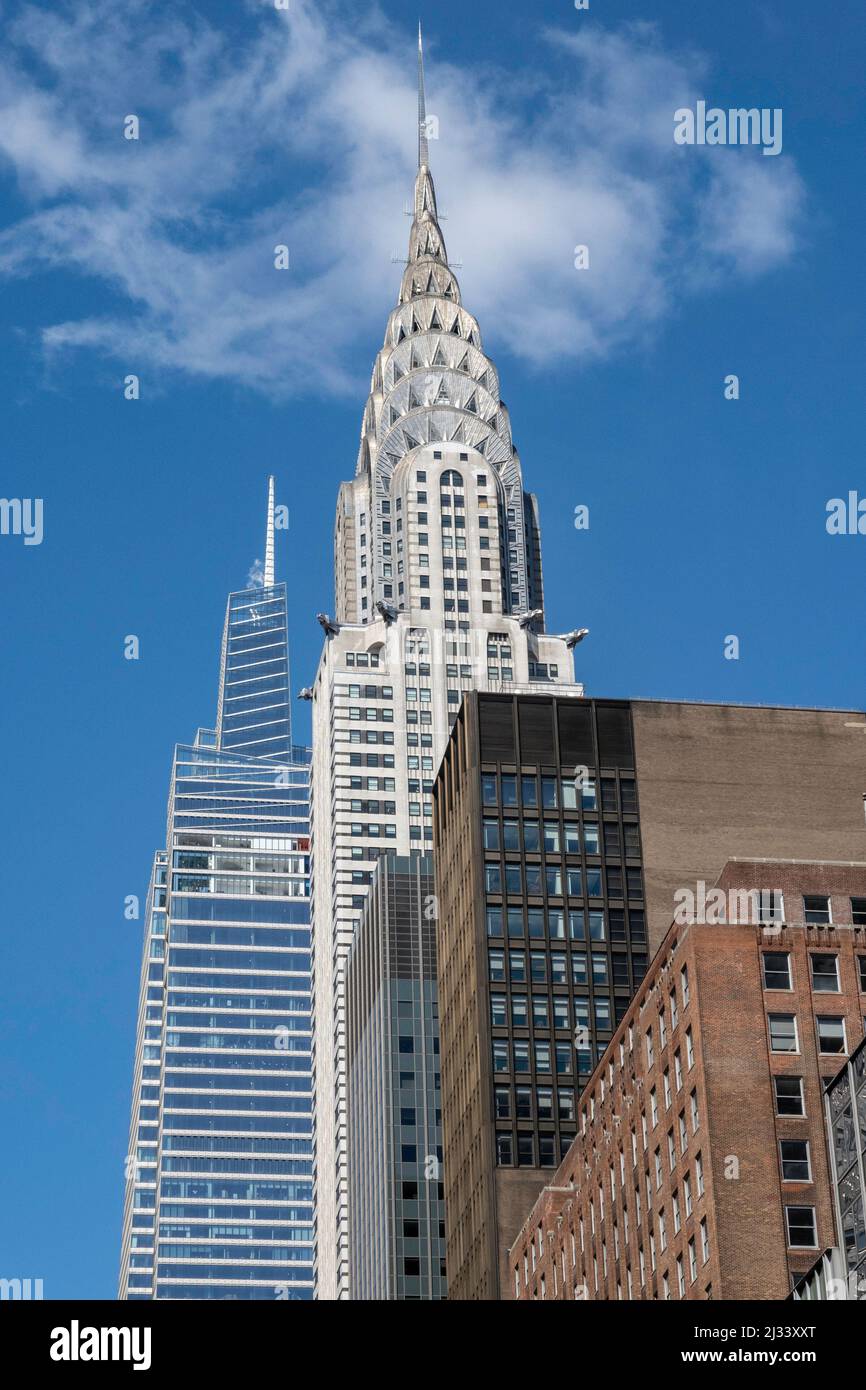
xmin=0 ymin=0 xmax=806 ymax=398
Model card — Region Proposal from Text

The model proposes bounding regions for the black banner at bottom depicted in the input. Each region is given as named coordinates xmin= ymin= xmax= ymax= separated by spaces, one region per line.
xmin=0 ymin=1295 xmax=852 ymax=1375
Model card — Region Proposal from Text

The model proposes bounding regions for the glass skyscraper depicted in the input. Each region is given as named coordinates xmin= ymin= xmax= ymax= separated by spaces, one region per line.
xmin=119 ymin=482 xmax=315 ymax=1300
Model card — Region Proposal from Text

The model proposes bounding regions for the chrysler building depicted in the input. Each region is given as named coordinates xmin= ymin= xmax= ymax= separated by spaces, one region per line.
xmin=310 ymin=29 xmax=586 ymax=1299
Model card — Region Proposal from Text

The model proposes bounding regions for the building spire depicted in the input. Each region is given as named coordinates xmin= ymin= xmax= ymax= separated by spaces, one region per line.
xmin=417 ymin=22 xmax=428 ymax=169
xmin=264 ymin=474 xmax=276 ymax=588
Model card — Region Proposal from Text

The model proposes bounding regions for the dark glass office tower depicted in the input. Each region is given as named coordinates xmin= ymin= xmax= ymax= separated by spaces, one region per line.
xmin=119 ymin=483 xmax=315 ymax=1300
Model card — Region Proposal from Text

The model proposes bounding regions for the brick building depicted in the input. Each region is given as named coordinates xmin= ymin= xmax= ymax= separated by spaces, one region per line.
xmin=509 ymin=859 xmax=866 ymax=1300
xmin=433 ymin=692 xmax=866 ymax=1299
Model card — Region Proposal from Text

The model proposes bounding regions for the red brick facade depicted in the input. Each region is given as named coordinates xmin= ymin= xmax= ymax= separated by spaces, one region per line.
xmin=510 ymin=861 xmax=866 ymax=1300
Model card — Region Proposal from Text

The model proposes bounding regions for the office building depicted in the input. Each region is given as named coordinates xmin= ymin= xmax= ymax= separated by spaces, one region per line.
xmin=346 ymin=852 xmax=446 ymax=1299
xmin=309 ymin=32 xmax=586 ymax=1297
xmin=119 ymin=482 xmax=315 ymax=1300
xmin=432 ymin=692 xmax=866 ymax=1297
xmin=509 ymin=858 xmax=866 ymax=1300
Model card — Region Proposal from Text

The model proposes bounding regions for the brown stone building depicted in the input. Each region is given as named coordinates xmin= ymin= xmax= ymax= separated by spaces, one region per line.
xmin=432 ymin=693 xmax=866 ymax=1299
xmin=509 ymin=859 xmax=866 ymax=1301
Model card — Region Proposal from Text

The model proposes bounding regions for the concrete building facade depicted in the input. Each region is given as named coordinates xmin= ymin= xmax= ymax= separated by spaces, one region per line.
xmin=346 ymin=853 xmax=446 ymax=1299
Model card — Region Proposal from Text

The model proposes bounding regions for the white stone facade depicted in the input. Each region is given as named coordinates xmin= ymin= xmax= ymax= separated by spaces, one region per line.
xmin=311 ymin=45 xmax=586 ymax=1298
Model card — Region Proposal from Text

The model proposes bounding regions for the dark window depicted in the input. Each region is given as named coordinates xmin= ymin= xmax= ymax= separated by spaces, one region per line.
xmin=762 ymin=953 xmax=791 ymax=990
xmin=803 ymin=895 xmax=831 ymax=925
xmin=810 ymin=953 xmax=839 ymax=993
xmin=603 ymin=823 xmax=621 ymax=857
xmin=608 ymin=908 xmax=626 ymax=942
xmin=612 ymin=956 xmax=631 ymax=988
xmin=785 ymin=1206 xmax=816 ymax=1248
xmin=517 ymin=1135 xmax=535 ymax=1167
xmin=816 ymin=1016 xmax=846 ymax=1054
xmin=768 ymin=1014 xmax=798 ymax=1052
xmin=780 ymin=1140 xmax=810 ymax=1182
xmin=774 ymin=1076 xmax=804 ymax=1117
xmin=852 ymin=898 xmax=866 ymax=928
xmin=758 ymin=890 xmax=785 ymax=925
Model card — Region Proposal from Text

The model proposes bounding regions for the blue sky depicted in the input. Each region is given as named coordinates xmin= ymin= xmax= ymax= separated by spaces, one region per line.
xmin=0 ymin=0 xmax=863 ymax=1298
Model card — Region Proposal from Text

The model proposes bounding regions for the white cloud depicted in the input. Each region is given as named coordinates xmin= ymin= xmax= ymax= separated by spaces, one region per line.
xmin=0 ymin=1 xmax=806 ymax=397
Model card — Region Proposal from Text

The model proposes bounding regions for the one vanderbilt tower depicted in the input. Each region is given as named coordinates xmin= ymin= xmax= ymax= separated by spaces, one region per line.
xmin=310 ymin=29 xmax=586 ymax=1300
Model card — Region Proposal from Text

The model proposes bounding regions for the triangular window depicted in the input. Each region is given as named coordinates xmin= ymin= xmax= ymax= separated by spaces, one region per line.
xmin=465 ymin=393 xmax=478 ymax=415
xmin=432 ymin=345 xmax=447 ymax=367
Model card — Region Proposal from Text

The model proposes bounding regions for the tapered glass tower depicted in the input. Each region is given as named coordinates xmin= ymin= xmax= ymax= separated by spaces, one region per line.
xmin=119 ymin=482 xmax=315 ymax=1300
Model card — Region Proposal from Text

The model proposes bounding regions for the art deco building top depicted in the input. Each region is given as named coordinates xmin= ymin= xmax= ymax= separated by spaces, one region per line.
xmin=351 ymin=26 xmax=533 ymax=617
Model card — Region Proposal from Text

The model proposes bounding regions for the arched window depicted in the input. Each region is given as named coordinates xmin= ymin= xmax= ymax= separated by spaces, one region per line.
xmin=441 ymin=469 xmax=464 ymax=488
